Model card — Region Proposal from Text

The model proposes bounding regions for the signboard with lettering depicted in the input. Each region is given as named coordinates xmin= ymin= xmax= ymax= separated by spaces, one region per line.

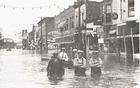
xmin=86 ymin=22 xmax=94 ymax=28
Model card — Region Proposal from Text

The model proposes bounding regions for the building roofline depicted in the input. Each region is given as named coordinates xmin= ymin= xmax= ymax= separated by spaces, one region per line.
xmin=37 ymin=17 xmax=54 ymax=24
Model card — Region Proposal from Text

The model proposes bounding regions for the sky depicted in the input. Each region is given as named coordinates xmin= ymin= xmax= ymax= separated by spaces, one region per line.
xmin=0 ymin=0 xmax=105 ymax=42
xmin=0 ymin=0 xmax=139 ymax=42
xmin=0 ymin=0 xmax=78 ymax=42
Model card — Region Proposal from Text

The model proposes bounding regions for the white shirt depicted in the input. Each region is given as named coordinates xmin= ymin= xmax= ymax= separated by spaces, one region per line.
xmin=59 ymin=52 xmax=69 ymax=61
xmin=73 ymin=57 xmax=86 ymax=67
xmin=89 ymin=57 xmax=102 ymax=67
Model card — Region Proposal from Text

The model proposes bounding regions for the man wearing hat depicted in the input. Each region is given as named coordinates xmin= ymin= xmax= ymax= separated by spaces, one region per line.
xmin=72 ymin=48 xmax=78 ymax=59
xmin=58 ymin=47 xmax=69 ymax=67
xmin=73 ymin=50 xmax=87 ymax=76
xmin=89 ymin=51 xmax=103 ymax=77
xmin=47 ymin=52 xmax=65 ymax=79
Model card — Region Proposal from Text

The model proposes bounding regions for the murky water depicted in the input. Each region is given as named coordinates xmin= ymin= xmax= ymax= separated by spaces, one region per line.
xmin=0 ymin=49 xmax=139 ymax=88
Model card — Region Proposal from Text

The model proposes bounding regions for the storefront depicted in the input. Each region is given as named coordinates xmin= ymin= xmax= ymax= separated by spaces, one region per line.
xmin=118 ymin=21 xmax=140 ymax=56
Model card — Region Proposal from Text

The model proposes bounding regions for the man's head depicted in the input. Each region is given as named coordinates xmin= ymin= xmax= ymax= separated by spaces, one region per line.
xmin=61 ymin=47 xmax=66 ymax=52
xmin=73 ymin=49 xmax=77 ymax=52
xmin=52 ymin=52 xmax=59 ymax=58
xmin=92 ymin=51 xmax=99 ymax=59
xmin=77 ymin=50 xmax=84 ymax=58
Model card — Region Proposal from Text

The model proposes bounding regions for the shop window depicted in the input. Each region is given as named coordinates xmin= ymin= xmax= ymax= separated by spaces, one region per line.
xmin=118 ymin=26 xmax=124 ymax=36
xmin=133 ymin=37 xmax=139 ymax=53
xmin=133 ymin=23 xmax=139 ymax=34
xmin=105 ymin=4 xmax=112 ymax=23
xmin=126 ymin=38 xmax=133 ymax=54
xmin=124 ymin=26 xmax=131 ymax=35
xmin=118 ymin=38 xmax=125 ymax=52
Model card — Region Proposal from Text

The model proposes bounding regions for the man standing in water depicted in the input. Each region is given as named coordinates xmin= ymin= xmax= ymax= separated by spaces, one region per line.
xmin=47 ymin=52 xmax=65 ymax=79
xmin=58 ymin=47 xmax=69 ymax=67
xmin=73 ymin=50 xmax=87 ymax=76
xmin=89 ymin=51 xmax=103 ymax=77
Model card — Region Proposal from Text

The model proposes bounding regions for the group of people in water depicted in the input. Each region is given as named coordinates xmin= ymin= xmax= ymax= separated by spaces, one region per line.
xmin=47 ymin=47 xmax=103 ymax=79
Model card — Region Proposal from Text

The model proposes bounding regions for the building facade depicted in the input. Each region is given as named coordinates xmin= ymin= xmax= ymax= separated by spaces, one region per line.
xmin=37 ymin=17 xmax=55 ymax=52
xmin=54 ymin=6 xmax=75 ymax=50
xmin=103 ymin=0 xmax=139 ymax=59
xmin=22 ymin=29 xmax=28 ymax=49
xmin=73 ymin=0 xmax=103 ymax=58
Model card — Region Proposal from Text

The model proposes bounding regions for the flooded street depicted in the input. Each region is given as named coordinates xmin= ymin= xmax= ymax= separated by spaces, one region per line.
xmin=0 ymin=49 xmax=139 ymax=88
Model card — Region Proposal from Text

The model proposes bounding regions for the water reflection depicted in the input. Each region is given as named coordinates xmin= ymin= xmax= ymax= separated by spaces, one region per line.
xmin=0 ymin=49 xmax=139 ymax=88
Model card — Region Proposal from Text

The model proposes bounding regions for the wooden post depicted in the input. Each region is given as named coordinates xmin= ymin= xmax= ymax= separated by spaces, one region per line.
xmin=45 ymin=22 xmax=48 ymax=54
xmin=40 ymin=17 xmax=43 ymax=53
xmin=131 ymin=27 xmax=134 ymax=62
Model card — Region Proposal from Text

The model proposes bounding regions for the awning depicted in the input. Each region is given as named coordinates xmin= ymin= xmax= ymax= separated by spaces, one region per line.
xmin=53 ymin=41 xmax=74 ymax=45
xmin=54 ymin=34 xmax=75 ymax=45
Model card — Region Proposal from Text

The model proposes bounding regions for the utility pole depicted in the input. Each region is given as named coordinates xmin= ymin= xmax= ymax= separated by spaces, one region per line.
xmin=45 ymin=21 xmax=48 ymax=54
xmin=38 ymin=17 xmax=43 ymax=53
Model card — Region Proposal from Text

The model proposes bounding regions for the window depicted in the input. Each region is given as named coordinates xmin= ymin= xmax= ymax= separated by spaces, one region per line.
xmin=70 ymin=17 xmax=72 ymax=29
xmin=118 ymin=38 xmax=125 ymax=52
xmin=106 ymin=4 xmax=112 ymax=23
xmin=71 ymin=16 xmax=74 ymax=28
xmin=128 ymin=0 xmax=134 ymax=17
xmin=133 ymin=37 xmax=139 ymax=53
xmin=66 ymin=19 xmax=69 ymax=30
xmin=76 ymin=15 xmax=78 ymax=27
xmin=106 ymin=4 xmax=111 ymax=13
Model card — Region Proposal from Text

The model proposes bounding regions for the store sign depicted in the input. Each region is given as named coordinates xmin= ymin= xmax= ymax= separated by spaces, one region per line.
xmin=86 ymin=22 xmax=94 ymax=28
xmin=98 ymin=38 xmax=104 ymax=44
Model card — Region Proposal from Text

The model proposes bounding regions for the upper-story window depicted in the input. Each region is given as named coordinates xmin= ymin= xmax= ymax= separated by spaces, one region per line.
xmin=76 ymin=15 xmax=78 ymax=27
xmin=128 ymin=0 xmax=134 ymax=17
xmin=70 ymin=17 xmax=72 ymax=29
xmin=66 ymin=19 xmax=69 ymax=30
xmin=71 ymin=16 xmax=74 ymax=28
xmin=106 ymin=4 xmax=112 ymax=23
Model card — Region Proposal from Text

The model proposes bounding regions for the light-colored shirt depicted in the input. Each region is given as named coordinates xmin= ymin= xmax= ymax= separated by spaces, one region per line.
xmin=89 ymin=57 xmax=102 ymax=67
xmin=73 ymin=57 xmax=87 ymax=67
xmin=59 ymin=52 xmax=69 ymax=61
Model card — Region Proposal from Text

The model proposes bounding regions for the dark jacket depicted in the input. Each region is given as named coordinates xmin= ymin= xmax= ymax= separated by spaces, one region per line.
xmin=47 ymin=56 xmax=64 ymax=77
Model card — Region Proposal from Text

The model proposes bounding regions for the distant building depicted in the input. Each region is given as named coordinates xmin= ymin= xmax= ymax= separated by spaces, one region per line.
xmin=22 ymin=29 xmax=28 ymax=49
xmin=2 ymin=38 xmax=15 ymax=48
xmin=54 ymin=6 xmax=75 ymax=49
xmin=37 ymin=17 xmax=55 ymax=51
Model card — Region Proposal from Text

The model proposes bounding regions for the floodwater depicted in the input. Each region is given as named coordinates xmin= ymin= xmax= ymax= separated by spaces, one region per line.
xmin=0 ymin=49 xmax=139 ymax=88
